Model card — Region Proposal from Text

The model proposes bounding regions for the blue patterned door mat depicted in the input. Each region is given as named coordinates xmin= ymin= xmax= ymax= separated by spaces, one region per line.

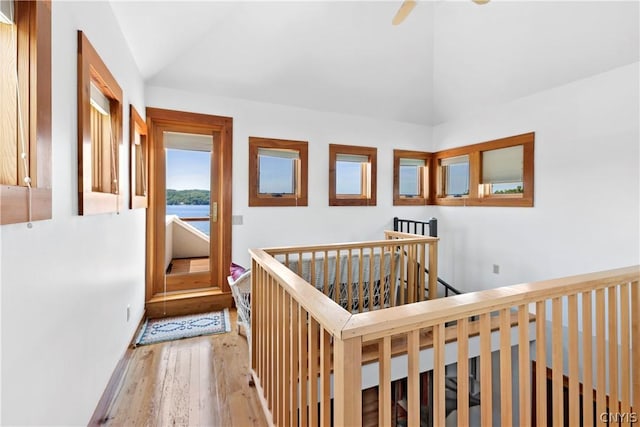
xmin=135 ymin=309 xmax=231 ymax=346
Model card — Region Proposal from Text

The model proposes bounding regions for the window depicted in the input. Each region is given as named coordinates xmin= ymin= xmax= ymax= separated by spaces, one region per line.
xmin=441 ymin=155 xmax=470 ymax=197
xmin=129 ymin=106 xmax=148 ymax=209
xmin=329 ymin=144 xmax=377 ymax=206
xmin=434 ymin=132 xmax=534 ymax=207
xmin=0 ymin=1 xmax=51 ymax=225
xmin=249 ymin=137 xmax=308 ymax=207
xmin=480 ymin=145 xmax=523 ymax=196
xmin=393 ymin=150 xmax=431 ymax=206
xmin=77 ymin=31 xmax=123 ymax=215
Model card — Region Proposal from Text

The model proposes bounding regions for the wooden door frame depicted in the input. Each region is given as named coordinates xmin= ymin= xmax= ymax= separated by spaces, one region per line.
xmin=145 ymin=107 xmax=233 ymax=315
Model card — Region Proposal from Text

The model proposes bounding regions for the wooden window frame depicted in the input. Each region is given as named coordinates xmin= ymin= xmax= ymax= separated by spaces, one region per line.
xmin=77 ymin=30 xmax=123 ymax=215
xmin=129 ymin=105 xmax=148 ymax=209
xmin=393 ymin=149 xmax=432 ymax=206
xmin=433 ymin=132 xmax=534 ymax=207
xmin=248 ymin=137 xmax=308 ymax=207
xmin=0 ymin=0 xmax=51 ymax=225
xmin=329 ymin=144 xmax=377 ymax=207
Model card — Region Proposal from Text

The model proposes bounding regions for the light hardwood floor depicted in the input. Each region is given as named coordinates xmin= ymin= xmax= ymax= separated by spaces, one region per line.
xmin=168 ymin=257 xmax=210 ymax=275
xmin=104 ymin=310 xmax=268 ymax=426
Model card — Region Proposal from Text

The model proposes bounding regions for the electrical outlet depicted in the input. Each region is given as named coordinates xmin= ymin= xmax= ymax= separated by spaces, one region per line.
xmin=127 ymin=305 xmax=131 ymax=322
xmin=493 ymin=264 xmax=500 ymax=274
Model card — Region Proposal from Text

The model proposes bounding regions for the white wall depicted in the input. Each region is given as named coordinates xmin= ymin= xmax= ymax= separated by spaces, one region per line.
xmin=146 ymin=86 xmax=434 ymax=268
xmin=431 ymin=63 xmax=640 ymax=292
xmin=0 ymin=2 xmax=146 ymax=425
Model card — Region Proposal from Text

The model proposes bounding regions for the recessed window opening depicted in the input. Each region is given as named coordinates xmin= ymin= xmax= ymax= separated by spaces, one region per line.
xmin=481 ymin=145 xmax=523 ymax=196
xmin=329 ymin=144 xmax=377 ymax=206
xmin=258 ymin=148 xmax=298 ymax=196
xmin=77 ymin=30 xmax=123 ymax=215
xmin=441 ymin=155 xmax=469 ymax=197
xmin=336 ymin=153 xmax=370 ymax=197
xmin=0 ymin=1 xmax=51 ymax=225
xmin=399 ymin=158 xmax=425 ymax=197
xmin=90 ymin=83 xmax=118 ymax=194
xmin=249 ymin=137 xmax=308 ymax=207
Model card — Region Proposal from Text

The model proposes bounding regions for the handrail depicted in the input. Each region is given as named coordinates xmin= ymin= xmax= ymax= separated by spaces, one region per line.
xmin=341 ymin=265 xmax=640 ymax=341
xmin=263 ymin=234 xmax=438 ymax=256
xmin=249 ymin=248 xmax=352 ymax=337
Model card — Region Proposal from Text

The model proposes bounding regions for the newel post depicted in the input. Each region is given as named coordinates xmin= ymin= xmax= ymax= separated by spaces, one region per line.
xmin=333 ymin=336 xmax=362 ymax=426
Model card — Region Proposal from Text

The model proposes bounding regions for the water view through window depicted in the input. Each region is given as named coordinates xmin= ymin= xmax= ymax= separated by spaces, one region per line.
xmin=166 ymin=204 xmax=210 ymax=235
xmin=166 ymin=146 xmax=211 ymax=236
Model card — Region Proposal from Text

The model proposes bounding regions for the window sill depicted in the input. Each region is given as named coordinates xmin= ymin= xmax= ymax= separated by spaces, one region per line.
xmin=249 ymin=195 xmax=307 ymax=207
xmin=0 ymin=186 xmax=52 ymax=225
xmin=81 ymin=191 xmax=123 ymax=215
xmin=393 ymin=196 xmax=429 ymax=206
xmin=434 ymin=196 xmax=533 ymax=207
xmin=330 ymin=197 xmax=376 ymax=207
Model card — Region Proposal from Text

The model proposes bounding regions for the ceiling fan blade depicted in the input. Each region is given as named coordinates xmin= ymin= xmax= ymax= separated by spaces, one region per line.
xmin=392 ymin=0 xmax=417 ymax=26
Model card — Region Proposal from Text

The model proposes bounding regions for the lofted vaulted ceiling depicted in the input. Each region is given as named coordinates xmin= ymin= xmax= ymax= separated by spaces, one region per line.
xmin=110 ymin=1 xmax=639 ymax=126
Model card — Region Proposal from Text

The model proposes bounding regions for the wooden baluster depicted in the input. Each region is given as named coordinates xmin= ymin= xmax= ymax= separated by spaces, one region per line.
xmin=433 ymin=323 xmax=446 ymax=426
xmin=480 ymin=312 xmax=493 ymax=427
xmin=407 ymin=329 xmax=420 ymax=427
xmin=457 ymin=317 xmax=469 ymax=427
xmin=631 ymin=281 xmax=639 ymax=420
xmin=551 ymin=297 xmax=563 ymax=427
xmin=399 ymin=244 xmax=405 ymax=305
xmin=297 ymin=251 xmax=303 ymax=276
xmin=335 ymin=250 xmax=341 ymax=305
xmin=419 ymin=243 xmax=425 ymax=301
xmin=264 ymin=275 xmax=276 ymax=414
xmin=290 ymin=298 xmax=299 ymax=427
xmin=595 ymin=289 xmax=606 ymax=424
xmin=275 ymin=283 xmax=283 ymax=424
xmin=334 ymin=337 xmax=363 ymax=426
xmin=299 ymin=307 xmax=308 ymax=427
xmin=319 ymin=327 xmax=331 ymax=427
xmin=518 ymin=305 xmax=531 ymax=427
xmin=568 ymin=294 xmax=579 ymax=426
xmin=619 ymin=283 xmax=631 ymax=426
xmin=252 ymin=263 xmax=260 ymax=376
xmin=310 ymin=251 xmax=316 ymax=289
xmin=608 ymin=286 xmax=619 ymax=418
xmin=323 ymin=250 xmax=329 ymax=297
xmin=535 ymin=301 xmax=547 ymax=427
xmin=500 ymin=308 xmax=513 ymax=426
xmin=390 ymin=245 xmax=397 ymax=307
xmin=581 ymin=291 xmax=593 ymax=427
xmin=347 ymin=249 xmax=353 ymax=312
xmin=282 ymin=290 xmax=291 ymax=427
xmin=309 ymin=317 xmax=319 ymax=427
xmin=369 ymin=247 xmax=375 ymax=311
xmin=428 ymin=240 xmax=437 ymax=300
xmin=379 ymin=337 xmax=392 ymax=427
xmin=358 ymin=248 xmax=364 ymax=313
xmin=408 ymin=245 xmax=415 ymax=303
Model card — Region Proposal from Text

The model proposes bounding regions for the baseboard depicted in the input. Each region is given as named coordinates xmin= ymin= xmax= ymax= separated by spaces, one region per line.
xmin=87 ymin=310 xmax=146 ymax=426
xmin=145 ymin=291 xmax=233 ymax=318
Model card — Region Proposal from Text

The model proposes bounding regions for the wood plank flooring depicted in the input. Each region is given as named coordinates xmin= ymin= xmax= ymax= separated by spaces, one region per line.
xmin=168 ymin=257 xmax=210 ymax=275
xmin=103 ymin=309 xmax=267 ymax=427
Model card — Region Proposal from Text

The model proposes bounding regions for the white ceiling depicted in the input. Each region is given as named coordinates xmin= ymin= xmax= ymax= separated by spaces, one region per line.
xmin=110 ymin=1 xmax=639 ymax=126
